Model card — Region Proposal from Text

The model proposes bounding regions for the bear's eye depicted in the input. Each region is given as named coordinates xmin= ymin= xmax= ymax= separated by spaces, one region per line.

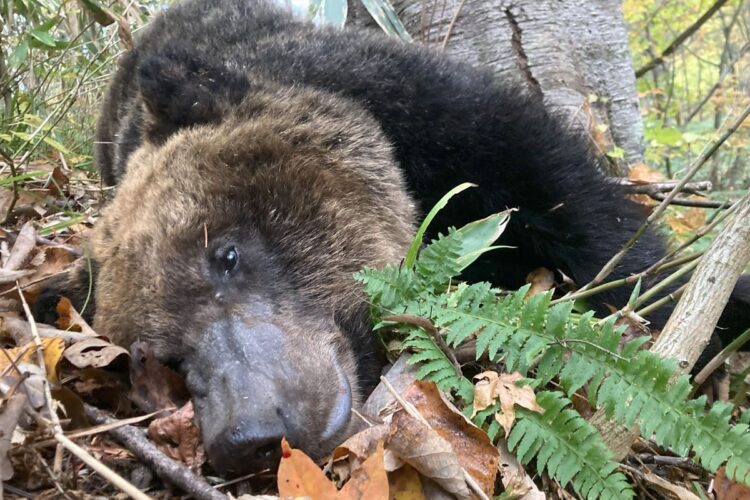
xmin=217 ymin=246 xmax=239 ymax=275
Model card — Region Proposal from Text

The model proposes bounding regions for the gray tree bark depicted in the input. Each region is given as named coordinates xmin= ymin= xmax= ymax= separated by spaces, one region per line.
xmin=350 ymin=0 xmax=644 ymax=173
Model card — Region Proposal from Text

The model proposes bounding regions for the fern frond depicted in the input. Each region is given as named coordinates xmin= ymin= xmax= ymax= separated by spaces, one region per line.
xmin=509 ymin=391 xmax=633 ymax=499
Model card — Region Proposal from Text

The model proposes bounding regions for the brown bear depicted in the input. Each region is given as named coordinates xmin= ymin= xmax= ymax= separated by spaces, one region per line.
xmin=37 ymin=0 xmax=750 ymax=476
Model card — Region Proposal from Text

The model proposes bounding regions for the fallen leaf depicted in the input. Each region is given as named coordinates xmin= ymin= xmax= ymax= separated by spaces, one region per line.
xmin=338 ymin=441 xmax=388 ymax=500
xmin=665 ymin=207 xmax=706 ymax=239
xmin=715 ymin=466 xmax=750 ymax=500
xmin=640 ymin=470 xmax=699 ymax=500
xmin=25 ymin=246 xmax=77 ymax=285
xmin=526 ymin=268 xmax=555 ymax=297
xmin=278 ymin=437 xmax=338 ymax=498
xmin=63 ymin=337 xmax=128 ymax=369
xmin=3 ymin=223 xmax=36 ymax=272
xmin=147 ymin=401 xmax=206 ymax=469
xmin=128 ymin=341 xmax=189 ymax=412
xmin=331 ymin=424 xmax=389 ymax=463
xmin=387 ymin=410 xmax=470 ymax=499
xmin=628 ymin=163 xmax=665 ymax=183
xmin=497 ymin=440 xmax=545 ymax=500
xmin=388 ymin=464 xmax=425 ymax=500
xmin=56 ymin=297 xmax=97 ymax=337
xmin=0 ymin=393 xmax=27 ymax=480
xmin=472 ymin=372 xmax=543 ymax=435
xmin=403 ymin=380 xmax=499 ymax=498
xmin=0 ymin=337 xmax=65 ymax=383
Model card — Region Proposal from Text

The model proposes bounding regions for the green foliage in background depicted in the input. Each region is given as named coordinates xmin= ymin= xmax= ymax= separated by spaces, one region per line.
xmin=625 ymin=0 xmax=750 ymax=190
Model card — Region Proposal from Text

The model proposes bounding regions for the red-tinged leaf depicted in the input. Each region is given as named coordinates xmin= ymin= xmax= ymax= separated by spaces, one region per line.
xmin=278 ymin=437 xmax=339 ymax=498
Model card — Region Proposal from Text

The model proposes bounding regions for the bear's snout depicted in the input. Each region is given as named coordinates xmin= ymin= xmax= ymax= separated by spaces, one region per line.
xmin=183 ymin=318 xmax=356 ymax=475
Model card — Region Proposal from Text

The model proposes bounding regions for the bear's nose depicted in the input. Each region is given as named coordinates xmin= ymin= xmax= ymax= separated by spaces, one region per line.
xmin=208 ymin=417 xmax=285 ymax=474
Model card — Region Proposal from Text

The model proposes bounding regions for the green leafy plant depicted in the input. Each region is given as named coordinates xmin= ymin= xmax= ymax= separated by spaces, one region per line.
xmin=355 ymin=188 xmax=750 ymax=499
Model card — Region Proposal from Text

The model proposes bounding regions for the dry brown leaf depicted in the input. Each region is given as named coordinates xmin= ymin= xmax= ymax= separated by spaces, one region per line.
xmin=472 ymin=372 xmax=542 ymax=436
xmin=25 ymin=246 xmax=77 ymax=285
xmin=403 ymin=380 xmax=499 ymax=498
xmin=388 ymin=464 xmax=425 ymax=500
xmin=3 ymin=223 xmax=36 ymax=272
xmin=388 ymin=410 xmax=470 ymax=499
xmin=63 ymin=337 xmax=128 ymax=369
xmin=338 ymin=441 xmax=388 ymax=500
xmin=147 ymin=401 xmax=206 ymax=469
xmin=497 ymin=440 xmax=545 ymax=500
xmin=715 ymin=466 xmax=750 ymax=500
xmin=0 ymin=393 xmax=27 ymax=480
xmin=278 ymin=437 xmax=339 ymax=498
xmin=640 ymin=470 xmax=699 ymax=500
xmin=128 ymin=341 xmax=189 ymax=412
xmin=628 ymin=163 xmax=665 ymax=183
xmin=331 ymin=423 xmax=390 ymax=464
xmin=0 ymin=337 xmax=65 ymax=383
xmin=55 ymin=297 xmax=98 ymax=337
xmin=526 ymin=268 xmax=555 ymax=297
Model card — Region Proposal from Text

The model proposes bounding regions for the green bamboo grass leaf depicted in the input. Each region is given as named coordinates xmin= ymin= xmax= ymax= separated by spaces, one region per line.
xmin=404 ymin=182 xmax=475 ymax=268
xmin=360 ymin=0 xmax=413 ymax=41
xmin=453 ymin=210 xmax=513 ymax=271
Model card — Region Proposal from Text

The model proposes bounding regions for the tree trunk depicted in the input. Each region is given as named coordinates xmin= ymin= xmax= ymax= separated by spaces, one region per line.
xmin=350 ymin=0 xmax=644 ymax=173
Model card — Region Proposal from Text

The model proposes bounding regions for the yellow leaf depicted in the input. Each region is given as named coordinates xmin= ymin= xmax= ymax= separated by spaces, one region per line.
xmin=0 ymin=337 xmax=65 ymax=383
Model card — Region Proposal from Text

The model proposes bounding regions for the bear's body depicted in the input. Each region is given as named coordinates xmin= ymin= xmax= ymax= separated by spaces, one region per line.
xmin=41 ymin=0 xmax=749 ymax=475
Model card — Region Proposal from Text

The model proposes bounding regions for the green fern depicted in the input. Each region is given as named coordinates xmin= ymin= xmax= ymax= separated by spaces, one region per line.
xmin=509 ymin=392 xmax=633 ymax=499
xmin=356 ymin=201 xmax=750 ymax=497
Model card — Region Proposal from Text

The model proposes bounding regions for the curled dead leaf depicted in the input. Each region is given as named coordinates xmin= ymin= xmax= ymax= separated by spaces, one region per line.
xmin=56 ymin=297 xmax=98 ymax=338
xmin=278 ymin=437 xmax=338 ymax=498
xmin=63 ymin=337 xmax=128 ymax=369
xmin=473 ymin=372 xmax=543 ymax=436
xmin=147 ymin=401 xmax=206 ymax=469
xmin=128 ymin=341 xmax=189 ymax=412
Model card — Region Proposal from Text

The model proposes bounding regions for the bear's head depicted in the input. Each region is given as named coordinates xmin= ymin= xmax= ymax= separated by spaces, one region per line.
xmin=88 ymin=52 xmax=416 ymax=474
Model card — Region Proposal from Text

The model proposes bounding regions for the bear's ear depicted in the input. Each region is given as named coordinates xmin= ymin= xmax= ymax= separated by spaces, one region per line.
xmin=137 ymin=50 xmax=250 ymax=144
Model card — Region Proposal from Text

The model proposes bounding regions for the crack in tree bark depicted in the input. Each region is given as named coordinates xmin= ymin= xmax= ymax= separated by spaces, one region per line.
xmin=505 ymin=7 xmax=543 ymax=99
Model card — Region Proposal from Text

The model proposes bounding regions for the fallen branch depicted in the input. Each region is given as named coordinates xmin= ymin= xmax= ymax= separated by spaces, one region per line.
xmin=650 ymin=193 xmax=733 ymax=209
xmin=83 ymin=404 xmax=228 ymax=500
xmin=613 ymin=179 xmax=712 ymax=195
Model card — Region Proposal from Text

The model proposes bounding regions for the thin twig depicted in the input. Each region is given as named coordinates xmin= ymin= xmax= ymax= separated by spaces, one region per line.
xmin=635 ymin=0 xmax=731 ymax=77
xmin=440 ymin=0 xmax=467 ymax=50
xmin=382 ymin=314 xmax=463 ymax=375
xmin=650 ymin=193 xmax=733 ymax=209
xmin=693 ymin=328 xmax=750 ymax=387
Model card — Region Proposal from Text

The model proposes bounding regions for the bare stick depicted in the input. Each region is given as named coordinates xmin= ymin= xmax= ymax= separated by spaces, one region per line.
xmin=693 ymin=328 xmax=750 ymax=387
xmin=650 ymin=193 xmax=733 ymax=209
xmin=613 ymin=179 xmax=712 ymax=194
xmin=84 ymin=405 xmax=228 ymax=500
